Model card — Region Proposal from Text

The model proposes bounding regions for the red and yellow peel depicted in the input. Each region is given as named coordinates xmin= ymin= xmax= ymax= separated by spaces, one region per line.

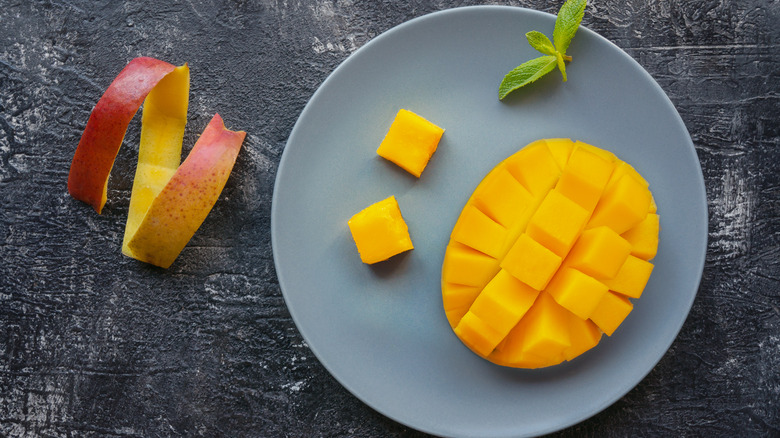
xmin=121 ymin=64 xmax=190 ymax=257
xmin=68 ymin=57 xmax=177 ymax=214
xmin=68 ymin=56 xmax=245 ymax=268
xmin=126 ymin=114 xmax=245 ymax=268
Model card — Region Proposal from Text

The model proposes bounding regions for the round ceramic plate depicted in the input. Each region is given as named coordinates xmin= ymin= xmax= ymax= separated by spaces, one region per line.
xmin=271 ymin=6 xmax=707 ymax=438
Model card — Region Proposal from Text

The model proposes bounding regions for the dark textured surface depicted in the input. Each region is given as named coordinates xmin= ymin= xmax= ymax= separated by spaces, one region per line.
xmin=1 ymin=0 xmax=778 ymax=436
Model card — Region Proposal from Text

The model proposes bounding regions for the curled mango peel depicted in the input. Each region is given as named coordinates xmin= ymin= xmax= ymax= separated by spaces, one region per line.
xmin=68 ymin=57 xmax=245 ymax=268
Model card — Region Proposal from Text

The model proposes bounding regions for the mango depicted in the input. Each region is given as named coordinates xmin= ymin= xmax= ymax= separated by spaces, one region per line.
xmin=451 ymin=205 xmax=507 ymax=259
xmin=376 ymin=109 xmax=444 ymax=178
xmin=590 ymin=291 xmax=634 ymax=336
xmin=501 ymin=233 xmax=561 ymax=291
xmin=621 ymin=213 xmax=660 ymax=260
xmin=348 ymin=196 xmax=414 ymax=264
xmin=441 ymin=139 xmax=659 ymax=368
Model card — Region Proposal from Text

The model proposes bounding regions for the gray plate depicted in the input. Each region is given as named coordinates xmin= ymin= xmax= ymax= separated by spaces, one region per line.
xmin=271 ymin=6 xmax=707 ymax=438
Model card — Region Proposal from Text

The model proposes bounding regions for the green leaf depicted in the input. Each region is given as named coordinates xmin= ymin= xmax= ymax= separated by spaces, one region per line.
xmin=556 ymin=52 xmax=567 ymax=82
xmin=526 ymin=31 xmax=556 ymax=56
xmin=499 ymin=55 xmax=558 ymax=100
xmin=553 ymin=0 xmax=587 ymax=56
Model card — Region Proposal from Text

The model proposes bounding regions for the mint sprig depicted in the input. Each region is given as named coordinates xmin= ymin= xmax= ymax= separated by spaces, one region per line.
xmin=499 ymin=0 xmax=587 ymax=100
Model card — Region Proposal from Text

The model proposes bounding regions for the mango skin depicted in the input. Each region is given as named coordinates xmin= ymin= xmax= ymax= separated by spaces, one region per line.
xmin=122 ymin=64 xmax=190 ymax=258
xmin=126 ymin=114 xmax=245 ymax=268
xmin=68 ymin=57 xmax=177 ymax=214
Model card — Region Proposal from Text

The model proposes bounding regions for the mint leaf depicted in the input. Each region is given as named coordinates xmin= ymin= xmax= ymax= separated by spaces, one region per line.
xmin=499 ymin=55 xmax=558 ymax=100
xmin=553 ymin=0 xmax=587 ymax=56
xmin=498 ymin=0 xmax=587 ymax=100
xmin=556 ymin=52 xmax=567 ymax=81
xmin=526 ymin=31 xmax=556 ymax=56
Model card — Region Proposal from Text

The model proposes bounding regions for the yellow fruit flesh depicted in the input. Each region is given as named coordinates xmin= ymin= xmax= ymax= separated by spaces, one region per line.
xmin=376 ymin=109 xmax=444 ymax=178
xmin=348 ymin=196 xmax=414 ymax=264
xmin=441 ymin=139 xmax=659 ymax=368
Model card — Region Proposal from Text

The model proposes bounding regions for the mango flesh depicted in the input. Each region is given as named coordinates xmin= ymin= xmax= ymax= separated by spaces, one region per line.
xmin=348 ymin=195 xmax=414 ymax=264
xmin=376 ymin=109 xmax=444 ymax=178
xmin=442 ymin=139 xmax=659 ymax=368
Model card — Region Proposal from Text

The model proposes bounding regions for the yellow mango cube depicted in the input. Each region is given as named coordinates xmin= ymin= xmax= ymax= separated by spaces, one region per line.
xmin=470 ymin=270 xmax=539 ymax=333
xmin=376 ymin=109 xmax=444 ymax=178
xmin=526 ymin=189 xmax=590 ymax=257
xmin=575 ymin=140 xmax=617 ymax=163
xmin=555 ymin=146 xmax=615 ymax=211
xmin=472 ymin=166 xmax=534 ymax=228
xmin=348 ymin=196 xmax=413 ymax=264
xmin=513 ymin=292 xmax=571 ymax=360
xmin=442 ymin=242 xmax=500 ymax=288
xmin=602 ymin=255 xmax=655 ymax=299
xmin=454 ymin=312 xmax=504 ymax=357
xmin=545 ymin=138 xmax=576 ymax=170
xmin=501 ymin=233 xmax=562 ymax=291
xmin=451 ymin=205 xmax=507 ymax=258
xmin=588 ymin=173 xmax=652 ymax=234
xmin=546 ymin=267 xmax=609 ymax=320
xmin=442 ymin=283 xmax=481 ymax=328
xmin=442 ymin=283 xmax=481 ymax=311
xmin=563 ymin=311 xmax=603 ymax=361
xmin=590 ymin=291 xmax=633 ymax=336
xmin=621 ymin=213 xmax=660 ymax=260
xmin=606 ymin=161 xmax=649 ymax=194
xmin=566 ymin=226 xmax=632 ymax=280
xmin=491 ymin=325 xmax=565 ymax=369
xmin=505 ymin=140 xmax=561 ymax=195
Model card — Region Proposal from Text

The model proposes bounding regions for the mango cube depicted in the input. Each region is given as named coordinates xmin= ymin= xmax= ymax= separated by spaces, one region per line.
xmin=590 ymin=291 xmax=634 ymax=336
xmin=545 ymin=138 xmax=576 ymax=170
xmin=621 ymin=213 xmax=660 ymax=260
xmin=505 ymin=140 xmax=561 ymax=195
xmin=512 ymin=292 xmax=571 ymax=360
xmin=456 ymin=271 xmax=538 ymax=355
xmin=527 ymin=189 xmax=590 ymax=257
xmin=606 ymin=161 xmax=649 ymax=194
xmin=566 ymin=226 xmax=632 ymax=280
xmin=589 ymin=173 xmax=652 ymax=234
xmin=348 ymin=196 xmax=413 ymax=264
xmin=472 ymin=166 xmax=534 ymax=228
xmin=442 ymin=283 xmax=481 ymax=328
xmin=563 ymin=311 xmax=603 ymax=361
xmin=442 ymin=283 xmax=481 ymax=311
xmin=470 ymin=270 xmax=539 ymax=335
xmin=501 ymin=233 xmax=562 ymax=291
xmin=602 ymin=255 xmax=655 ymax=299
xmin=555 ymin=146 xmax=615 ymax=211
xmin=442 ymin=242 xmax=500 ymax=288
xmin=451 ymin=205 xmax=507 ymax=258
xmin=454 ymin=312 xmax=504 ymax=357
xmin=546 ymin=267 xmax=608 ymax=320
xmin=376 ymin=109 xmax=444 ymax=178
xmin=440 ymin=139 xmax=658 ymax=368
xmin=575 ymin=140 xmax=617 ymax=163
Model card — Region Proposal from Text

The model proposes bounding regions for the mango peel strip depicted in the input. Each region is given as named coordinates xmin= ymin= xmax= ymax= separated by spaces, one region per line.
xmin=67 ymin=57 xmax=246 ymax=268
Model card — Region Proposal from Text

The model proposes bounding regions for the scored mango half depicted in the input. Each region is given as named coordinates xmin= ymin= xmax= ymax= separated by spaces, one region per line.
xmin=442 ymin=139 xmax=659 ymax=368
